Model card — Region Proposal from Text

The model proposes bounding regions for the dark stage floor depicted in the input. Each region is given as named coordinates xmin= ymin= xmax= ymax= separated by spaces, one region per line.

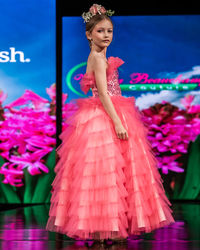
xmin=0 ymin=202 xmax=199 ymax=249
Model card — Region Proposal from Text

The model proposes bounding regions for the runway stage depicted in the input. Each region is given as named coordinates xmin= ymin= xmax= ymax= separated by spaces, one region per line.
xmin=0 ymin=201 xmax=199 ymax=249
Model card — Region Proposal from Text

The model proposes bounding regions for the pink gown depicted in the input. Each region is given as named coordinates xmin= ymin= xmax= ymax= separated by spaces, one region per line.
xmin=45 ymin=56 xmax=175 ymax=240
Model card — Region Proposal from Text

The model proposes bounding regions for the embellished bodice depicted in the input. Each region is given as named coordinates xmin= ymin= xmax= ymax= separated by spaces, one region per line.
xmin=80 ymin=56 xmax=124 ymax=97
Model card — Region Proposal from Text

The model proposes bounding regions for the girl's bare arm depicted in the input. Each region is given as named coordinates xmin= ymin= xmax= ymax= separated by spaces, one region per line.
xmin=93 ymin=55 xmax=122 ymax=126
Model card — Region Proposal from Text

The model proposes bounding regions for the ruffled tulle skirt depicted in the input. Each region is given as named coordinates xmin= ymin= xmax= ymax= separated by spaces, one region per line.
xmin=45 ymin=95 xmax=175 ymax=240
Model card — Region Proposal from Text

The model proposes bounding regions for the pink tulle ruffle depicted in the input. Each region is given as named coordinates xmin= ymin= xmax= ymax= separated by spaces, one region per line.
xmin=80 ymin=56 xmax=124 ymax=95
xmin=45 ymin=95 xmax=175 ymax=240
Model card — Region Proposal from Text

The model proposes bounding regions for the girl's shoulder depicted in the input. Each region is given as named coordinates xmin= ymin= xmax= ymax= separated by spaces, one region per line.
xmin=86 ymin=53 xmax=107 ymax=71
xmin=85 ymin=55 xmax=124 ymax=78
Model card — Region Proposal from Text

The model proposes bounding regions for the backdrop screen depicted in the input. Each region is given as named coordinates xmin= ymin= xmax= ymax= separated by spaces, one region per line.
xmin=62 ymin=15 xmax=200 ymax=200
xmin=62 ymin=15 xmax=200 ymax=106
xmin=0 ymin=0 xmax=56 ymax=204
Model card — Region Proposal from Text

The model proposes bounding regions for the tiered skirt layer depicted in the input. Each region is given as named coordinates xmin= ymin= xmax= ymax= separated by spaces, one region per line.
xmin=45 ymin=95 xmax=175 ymax=240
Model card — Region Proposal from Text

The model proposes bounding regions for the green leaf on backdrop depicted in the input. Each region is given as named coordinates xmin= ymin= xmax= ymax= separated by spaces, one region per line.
xmin=0 ymin=155 xmax=21 ymax=203
xmin=23 ymin=166 xmax=40 ymax=203
xmin=32 ymin=148 xmax=56 ymax=203
xmin=178 ymin=134 xmax=200 ymax=199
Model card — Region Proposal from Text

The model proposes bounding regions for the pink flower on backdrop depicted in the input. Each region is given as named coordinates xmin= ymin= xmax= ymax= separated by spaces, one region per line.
xmin=0 ymin=84 xmax=57 ymax=186
xmin=0 ymin=84 xmax=200 ymax=186
xmin=0 ymin=162 xmax=24 ymax=187
xmin=156 ymin=155 xmax=184 ymax=174
xmin=46 ymin=83 xmax=68 ymax=105
xmin=4 ymin=90 xmax=49 ymax=110
xmin=0 ymin=83 xmax=79 ymax=186
xmin=142 ymin=95 xmax=200 ymax=174
xmin=180 ymin=94 xmax=194 ymax=109
xmin=188 ymin=105 xmax=200 ymax=114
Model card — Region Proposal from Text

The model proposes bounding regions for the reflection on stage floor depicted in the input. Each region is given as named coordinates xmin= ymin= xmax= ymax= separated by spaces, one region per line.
xmin=0 ymin=202 xmax=199 ymax=250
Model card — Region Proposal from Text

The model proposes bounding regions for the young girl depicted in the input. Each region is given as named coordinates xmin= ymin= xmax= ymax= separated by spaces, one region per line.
xmin=46 ymin=3 xmax=175 ymax=246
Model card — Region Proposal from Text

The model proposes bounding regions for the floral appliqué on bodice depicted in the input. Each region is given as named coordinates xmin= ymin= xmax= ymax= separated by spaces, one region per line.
xmin=80 ymin=56 xmax=124 ymax=97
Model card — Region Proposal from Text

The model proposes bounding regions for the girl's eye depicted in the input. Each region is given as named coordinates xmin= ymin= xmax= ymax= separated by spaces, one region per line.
xmin=97 ymin=29 xmax=112 ymax=33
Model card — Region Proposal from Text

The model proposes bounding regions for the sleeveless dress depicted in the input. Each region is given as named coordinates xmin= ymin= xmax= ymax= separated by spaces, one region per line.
xmin=45 ymin=56 xmax=175 ymax=240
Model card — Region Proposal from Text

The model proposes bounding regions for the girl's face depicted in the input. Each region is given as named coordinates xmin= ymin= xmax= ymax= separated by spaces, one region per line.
xmin=87 ymin=19 xmax=113 ymax=49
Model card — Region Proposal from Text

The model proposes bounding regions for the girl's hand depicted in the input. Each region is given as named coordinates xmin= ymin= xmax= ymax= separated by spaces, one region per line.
xmin=114 ymin=122 xmax=129 ymax=140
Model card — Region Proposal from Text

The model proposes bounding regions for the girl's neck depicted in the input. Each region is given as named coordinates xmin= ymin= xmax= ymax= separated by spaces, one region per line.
xmin=91 ymin=46 xmax=107 ymax=59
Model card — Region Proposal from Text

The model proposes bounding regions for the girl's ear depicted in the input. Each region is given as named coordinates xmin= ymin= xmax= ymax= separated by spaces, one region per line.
xmin=86 ymin=31 xmax=91 ymax=40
